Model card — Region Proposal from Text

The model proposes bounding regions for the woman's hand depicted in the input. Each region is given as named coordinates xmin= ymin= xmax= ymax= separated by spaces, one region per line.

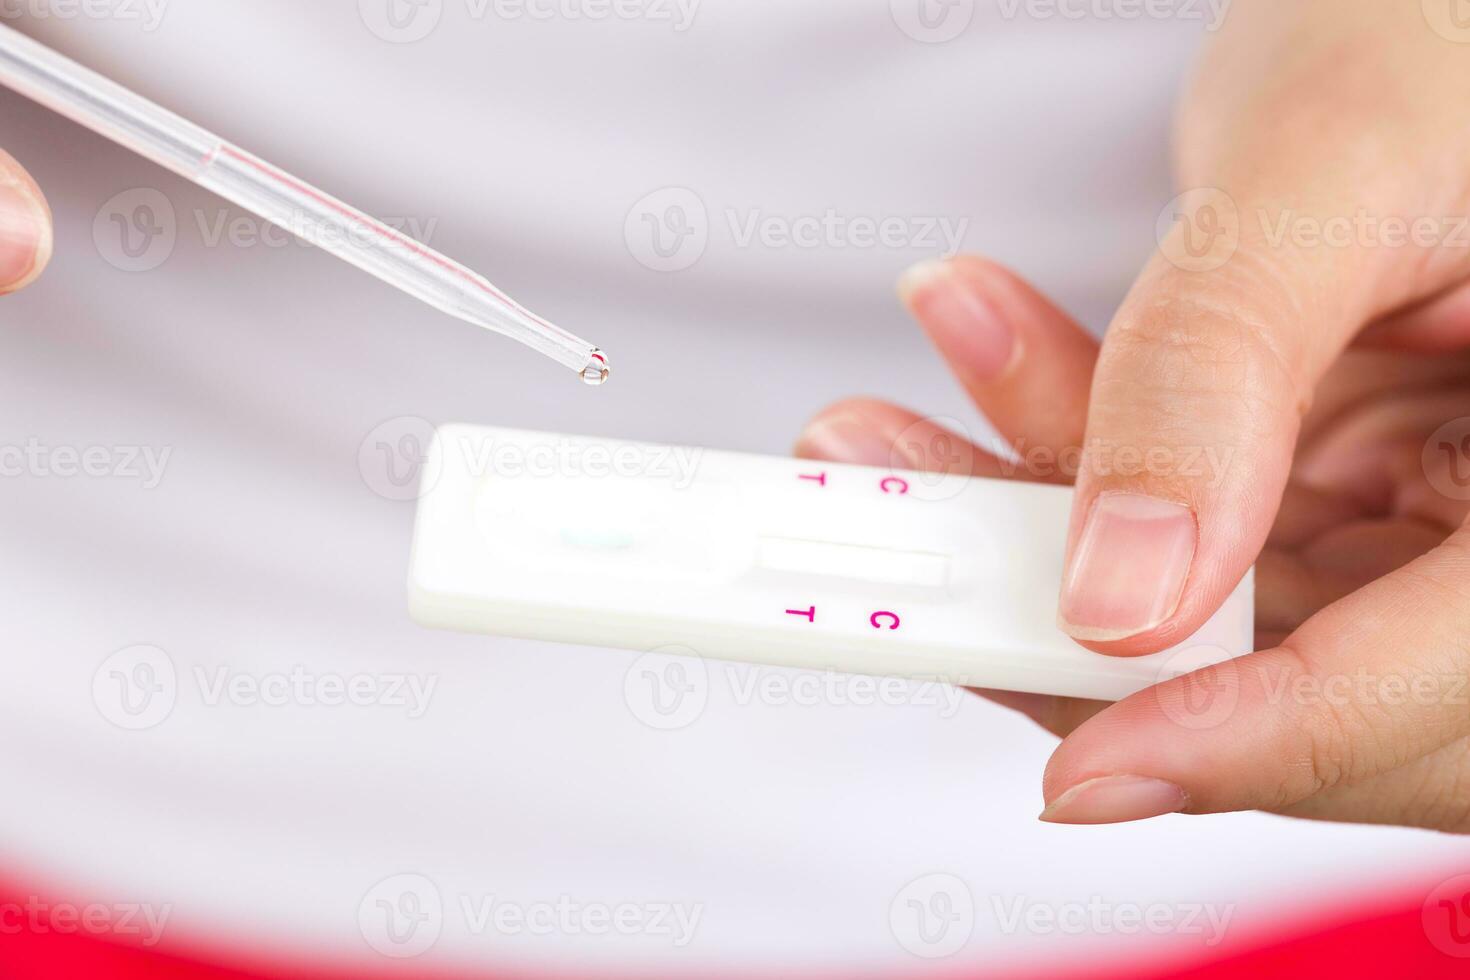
xmin=798 ymin=0 xmax=1470 ymax=831
xmin=0 ymin=147 xmax=51 ymax=294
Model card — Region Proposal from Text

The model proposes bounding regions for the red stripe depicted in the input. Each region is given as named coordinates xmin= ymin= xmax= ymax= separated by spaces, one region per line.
xmin=0 ymin=876 xmax=1466 ymax=979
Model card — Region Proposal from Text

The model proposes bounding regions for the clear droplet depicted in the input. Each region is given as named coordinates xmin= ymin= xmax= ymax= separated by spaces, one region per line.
xmin=581 ymin=351 xmax=610 ymax=386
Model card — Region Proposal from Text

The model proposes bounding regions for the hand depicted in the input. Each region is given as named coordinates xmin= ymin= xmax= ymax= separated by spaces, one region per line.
xmin=0 ymin=147 xmax=51 ymax=294
xmin=798 ymin=1 xmax=1470 ymax=831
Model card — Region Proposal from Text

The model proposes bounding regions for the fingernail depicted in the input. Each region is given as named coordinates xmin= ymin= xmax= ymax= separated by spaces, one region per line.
xmin=1041 ymin=775 xmax=1188 ymax=825
xmin=1059 ymin=492 xmax=1196 ymax=641
xmin=795 ymin=413 xmax=896 ymax=468
xmin=898 ymin=259 xmax=1016 ymax=382
xmin=0 ymin=182 xmax=48 ymax=290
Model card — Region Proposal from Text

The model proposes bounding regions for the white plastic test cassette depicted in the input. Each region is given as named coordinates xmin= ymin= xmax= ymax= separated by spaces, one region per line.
xmin=408 ymin=425 xmax=1254 ymax=701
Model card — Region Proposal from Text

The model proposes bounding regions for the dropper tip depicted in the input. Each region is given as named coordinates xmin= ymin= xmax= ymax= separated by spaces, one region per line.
xmin=580 ymin=351 xmax=610 ymax=386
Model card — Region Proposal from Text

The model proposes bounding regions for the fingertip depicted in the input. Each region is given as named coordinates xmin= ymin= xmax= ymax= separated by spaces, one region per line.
xmin=897 ymin=255 xmax=1020 ymax=385
xmin=1039 ymin=775 xmax=1189 ymax=825
xmin=896 ymin=256 xmax=951 ymax=307
xmin=0 ymin=149 xmax=52 ymax=295
xmin=793 ymin=397 xmax=916 ymax=467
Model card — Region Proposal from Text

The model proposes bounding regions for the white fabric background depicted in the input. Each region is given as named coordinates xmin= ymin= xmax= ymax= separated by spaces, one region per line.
xmin=0 ymin=1 xmax=1466 ymax=973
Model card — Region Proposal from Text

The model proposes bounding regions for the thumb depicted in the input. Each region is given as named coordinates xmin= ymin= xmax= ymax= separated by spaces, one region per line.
xmin=0 ymin=147 xmax=52 ymax=294
xmin=1059 ymin=190 xmax=1465 ymax=652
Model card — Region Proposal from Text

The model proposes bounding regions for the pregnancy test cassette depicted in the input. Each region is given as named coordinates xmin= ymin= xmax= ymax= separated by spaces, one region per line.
xmin=408 ymin=425 xmax=1254 ymax=701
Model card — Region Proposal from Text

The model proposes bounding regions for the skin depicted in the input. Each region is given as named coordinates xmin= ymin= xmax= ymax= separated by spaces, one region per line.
xmin=799 ymin=0 xmax=1470 ymax=830
xmin=0 ymin=146 xmax=51 ymax=296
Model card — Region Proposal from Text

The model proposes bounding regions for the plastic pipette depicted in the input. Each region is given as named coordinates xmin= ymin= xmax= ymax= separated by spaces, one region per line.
xmin=0 ymin=23 xmax=609 ymax=385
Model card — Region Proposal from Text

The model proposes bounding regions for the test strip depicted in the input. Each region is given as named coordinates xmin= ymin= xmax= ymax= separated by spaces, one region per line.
xmin=408 ymin=425 xmax=1254 ymax=701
